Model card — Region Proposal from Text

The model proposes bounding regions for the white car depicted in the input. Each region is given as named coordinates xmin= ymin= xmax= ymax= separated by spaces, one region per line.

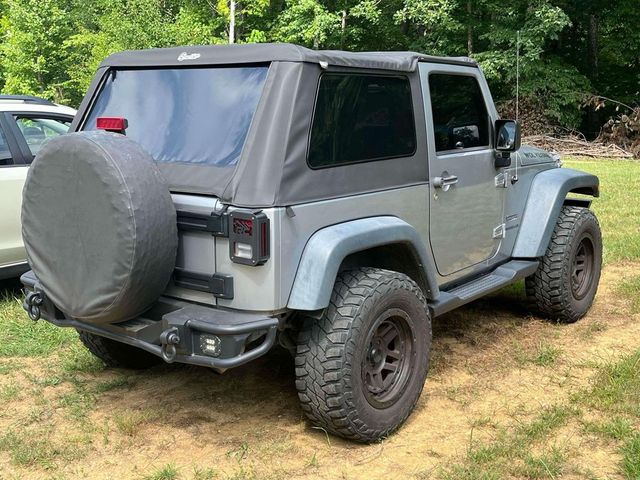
xmin=0 ymin=95 xmax=76 ymax=280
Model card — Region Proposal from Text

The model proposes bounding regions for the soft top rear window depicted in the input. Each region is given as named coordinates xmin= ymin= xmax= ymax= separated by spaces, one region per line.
xmin=84 ymin=66 xmax=269 ymax=167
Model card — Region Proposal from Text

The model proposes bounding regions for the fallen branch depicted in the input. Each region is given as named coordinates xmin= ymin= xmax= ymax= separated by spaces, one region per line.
xmin=523 ymin=134 xmax=634 ymax=159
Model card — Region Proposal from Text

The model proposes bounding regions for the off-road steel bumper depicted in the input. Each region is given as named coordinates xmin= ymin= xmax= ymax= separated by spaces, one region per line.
xmin=21 ymin=270 xmax=279 ymax=372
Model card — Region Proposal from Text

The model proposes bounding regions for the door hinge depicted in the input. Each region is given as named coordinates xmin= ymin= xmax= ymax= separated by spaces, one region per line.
xmin=495 ymin=172 xmax=508 ymax=188
xmin=492 ymin=223 xmax=506 ymax=239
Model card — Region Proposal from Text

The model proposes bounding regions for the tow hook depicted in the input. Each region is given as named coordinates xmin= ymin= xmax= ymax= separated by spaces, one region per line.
xmin=160 ymin=327 xmax=180 ymax=363
xmin=24 ymin=291 xmax=43 ymax=321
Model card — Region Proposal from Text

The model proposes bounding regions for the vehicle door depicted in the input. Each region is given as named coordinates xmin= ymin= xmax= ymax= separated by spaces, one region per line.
xmin=419 ymin=63 xmax=505 ymax=277
xmin=0 ymin=116 xmax=29 ymax=267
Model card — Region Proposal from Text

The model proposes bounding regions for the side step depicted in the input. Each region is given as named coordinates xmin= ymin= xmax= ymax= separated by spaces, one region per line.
xmin=429 ymin=260 xmax=539 ymax=317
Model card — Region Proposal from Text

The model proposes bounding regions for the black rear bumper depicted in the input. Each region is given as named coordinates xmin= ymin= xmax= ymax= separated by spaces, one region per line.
xmin=21 ymin=270 xmax=280 ymax=372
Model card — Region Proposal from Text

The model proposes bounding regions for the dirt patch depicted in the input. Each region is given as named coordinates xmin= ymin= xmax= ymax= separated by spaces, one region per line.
xmin=0 ymin=264 xmax=638 ymax=479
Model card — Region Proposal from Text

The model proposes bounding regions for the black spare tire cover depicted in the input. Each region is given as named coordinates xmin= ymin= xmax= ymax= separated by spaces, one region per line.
xmin=22 ymin=131 xmax=178 ymax=324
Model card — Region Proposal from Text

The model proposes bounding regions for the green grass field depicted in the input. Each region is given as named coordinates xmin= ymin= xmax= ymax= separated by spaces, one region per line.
xmin=0 ymin=157 xmax=638 ymax=479
xmin=564 ymin=158 xmax=640 ymax=264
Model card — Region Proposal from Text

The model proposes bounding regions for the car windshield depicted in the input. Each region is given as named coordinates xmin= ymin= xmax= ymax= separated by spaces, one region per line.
xmin=84 ymin=66 xmax=269 ymax=167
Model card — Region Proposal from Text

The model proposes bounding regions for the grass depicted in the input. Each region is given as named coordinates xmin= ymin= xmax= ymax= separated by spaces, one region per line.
xmin=581 ymin=350 xmax=640 ymax=480
xmin=0 ymin=428 xmax=86 ymax=468
xmin=0 ymin=383 xmax=20 ymax=401
xmin=518 ymin=404 xmax=578 ymax=440
xmin=618 ymin=274 xmax=640 ymax=313
xmin=441 ymin=403 xmax=577 ymax=478
xmin=0 ymin=293 xmax=77 ymax=357
xmin=564 ymin=158 xmax=640 ymax=263
xmin=532 ymin=342 xmax=563 ymax=367
xmin=512 ymin=340 xmax=563 ymax=367
xmin=113 ymin=407 xmax=164 ymax=436
xmin=192 ymin=467 xmax=218 ymax=480
xmin=145 ymin=464 xmax=179 ymax=480
xmin=583 ymin=416 xmax=634 ymax=441
xmin=445 ymin=349 xmax=640 ymax=479
xmin=520 ymin=448 xmax=566 ymax=479
xmin=622 ymin=433 xmax=640 ymax=480
xmin=579 ymin=350 xmax=640 ymax=416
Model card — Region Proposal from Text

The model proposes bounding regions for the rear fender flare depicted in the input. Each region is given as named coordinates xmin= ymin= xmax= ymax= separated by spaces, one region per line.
xmin=287 ymin=216 xmax=439 ymax=311
xmin=512 ymin=168 xmax=599 ymax=258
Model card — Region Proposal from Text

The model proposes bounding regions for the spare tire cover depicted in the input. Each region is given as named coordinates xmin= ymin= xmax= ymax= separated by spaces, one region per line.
xmin=22 ymin=131 xmax=178 ymax=324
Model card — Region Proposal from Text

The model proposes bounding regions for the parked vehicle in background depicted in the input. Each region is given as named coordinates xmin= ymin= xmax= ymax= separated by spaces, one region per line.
xmin=19 ymin=44 xmax=602 ymax=442
xmin=0 ymin=95 xmax=75 ymax=280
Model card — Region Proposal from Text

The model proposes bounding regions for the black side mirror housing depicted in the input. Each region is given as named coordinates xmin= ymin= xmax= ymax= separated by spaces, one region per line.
xmin=494 ymin=119 xmax=521 ymax=168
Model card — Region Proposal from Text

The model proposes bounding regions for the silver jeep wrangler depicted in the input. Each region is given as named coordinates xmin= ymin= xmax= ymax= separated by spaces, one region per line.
xmin=21 ymin=43 xmax=602 ymax=443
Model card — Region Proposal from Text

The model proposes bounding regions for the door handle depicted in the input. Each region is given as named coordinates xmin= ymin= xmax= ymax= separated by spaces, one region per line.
xmin=433 ymin=173 xmax=459 ymax=191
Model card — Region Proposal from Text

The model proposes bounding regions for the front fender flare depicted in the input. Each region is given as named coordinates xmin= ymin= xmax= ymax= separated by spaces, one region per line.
xmin=512 ymin=168 xmax=599 ymax=258
xmin=287 ymin=216 xmax=439 ymax=311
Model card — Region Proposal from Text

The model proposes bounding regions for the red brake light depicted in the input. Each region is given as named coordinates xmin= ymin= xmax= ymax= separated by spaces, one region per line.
xmin=96 ymin=117 xmax=128 ymax=133
xmin=232 ymin=218 xmax=253 ymax=236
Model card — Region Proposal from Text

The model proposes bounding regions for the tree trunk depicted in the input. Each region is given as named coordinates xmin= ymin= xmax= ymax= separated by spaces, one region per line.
xmin=340 ymin=10 xmax=347 ymax=49
xmin=467 ymin=0 xmax=473 ymax=55
xmin=588 ymin=14 xmax=599 ymax=81
xmin=586 ymin=14 xmax=601 ymax=139
xmin=229 ymin=0 xmax=236 ymax=44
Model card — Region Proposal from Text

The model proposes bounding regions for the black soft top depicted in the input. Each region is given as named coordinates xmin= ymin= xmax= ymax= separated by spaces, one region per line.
xmin=100 ymin=42 xmax=477 ymax=72
xmin=75 ymin=44 xmax=485 ymax=207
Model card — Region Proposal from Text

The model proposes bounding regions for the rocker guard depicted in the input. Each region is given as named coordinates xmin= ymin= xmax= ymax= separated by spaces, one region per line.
xmin=21 ymin=270 xmax=279 ymax=372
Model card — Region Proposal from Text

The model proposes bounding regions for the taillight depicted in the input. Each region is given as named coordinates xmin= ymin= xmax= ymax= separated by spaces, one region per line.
xmin=96 ymin=116 xmax=128 ymax=134
xmin=229 ymin=211 xmax=270 ymax=266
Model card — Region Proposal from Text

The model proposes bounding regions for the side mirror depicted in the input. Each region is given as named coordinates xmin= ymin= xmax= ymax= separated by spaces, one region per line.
xmin=494 ymin=119 xmax=521 ymax=168
xmin=495 ymin=119 xmax=521 ymax=151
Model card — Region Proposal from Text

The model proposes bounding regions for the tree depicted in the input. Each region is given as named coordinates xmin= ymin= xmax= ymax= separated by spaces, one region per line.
xmin=0 ymin=0 xmax=635 ymax=130
xmin=0 ymin=0 xmax=75 ymax=102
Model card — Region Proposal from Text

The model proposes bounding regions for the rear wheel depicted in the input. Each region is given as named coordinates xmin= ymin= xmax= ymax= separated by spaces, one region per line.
xmin=295 ymin=268 xmax=431 ymax=442
xmin=526 ymin=206 xmax=602 ymax=323
xmin=78 ymin=330 xmax=162 ymax=369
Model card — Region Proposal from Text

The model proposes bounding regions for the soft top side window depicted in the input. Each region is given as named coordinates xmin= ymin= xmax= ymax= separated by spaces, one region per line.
xmin=308 ymin=73 xmax=416 ymax=168
xmin=428 ymin=73 xmax=490 ymax=153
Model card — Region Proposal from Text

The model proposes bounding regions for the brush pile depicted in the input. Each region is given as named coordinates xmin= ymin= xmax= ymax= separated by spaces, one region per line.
xmin=523 ymin=132 xmax=634 ymax=159
xmin=597 ymin=106 xmax=640 ymax=158
xmin=501 ymin=95 xmax=639 ymax=159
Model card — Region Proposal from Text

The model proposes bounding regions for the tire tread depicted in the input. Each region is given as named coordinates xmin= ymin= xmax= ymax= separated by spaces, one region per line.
xmin=525 ymin=206 xmax=601 ymax=323
xmin=295 ymin=267 xmax=430 ymax=442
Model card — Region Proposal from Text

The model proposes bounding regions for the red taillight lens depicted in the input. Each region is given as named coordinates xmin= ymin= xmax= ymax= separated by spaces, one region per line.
xmin=260 ymin=221 xmax=268 ymax=258
xmin=232 ymin=218 xmax=253 ymax=236
xmin=96 ymin=116 xmax=128 ymax=133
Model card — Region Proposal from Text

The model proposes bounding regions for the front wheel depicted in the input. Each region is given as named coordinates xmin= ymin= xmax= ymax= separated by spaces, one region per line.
xmin=295 ymin=268 xmax=431 ymax=442
xmin=526 ymin=206 xmax=602 ymax=323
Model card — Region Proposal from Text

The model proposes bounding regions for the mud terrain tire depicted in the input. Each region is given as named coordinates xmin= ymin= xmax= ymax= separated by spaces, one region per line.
xmin=526 ymin=206 xmax=602 ymax=323
xmin=295 ymin=268 xmax=431 ymax=443
xmin=78 ymin=331 xmax=162 ymax=369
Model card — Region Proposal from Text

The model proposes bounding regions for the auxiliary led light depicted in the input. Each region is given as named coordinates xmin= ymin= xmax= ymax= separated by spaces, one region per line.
xmin=200 ymin=334 xmax=222 ymax=357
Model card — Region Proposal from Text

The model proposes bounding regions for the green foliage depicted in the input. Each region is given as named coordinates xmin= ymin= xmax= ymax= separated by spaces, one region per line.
xmin=0 ymin=0 xmax=636 ymax=129
xmin=0 ymin=0 xmax=75 ymax=103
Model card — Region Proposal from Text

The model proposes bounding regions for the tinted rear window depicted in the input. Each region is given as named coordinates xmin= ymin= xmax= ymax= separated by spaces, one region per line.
xmin=84 ymin=66 xmax=268 ymax=167
xmin=308 ymin=74 xmax=416 ymax=168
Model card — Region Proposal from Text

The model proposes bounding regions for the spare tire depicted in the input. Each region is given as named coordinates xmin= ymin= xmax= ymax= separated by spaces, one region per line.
xmin=22 ymin=131 xmax=177 ymax=324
